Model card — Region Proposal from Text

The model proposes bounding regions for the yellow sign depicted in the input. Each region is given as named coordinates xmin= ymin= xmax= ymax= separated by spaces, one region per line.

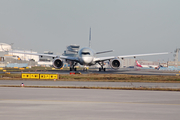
xmin=22 ymin=74 xmax=31 ymax=78
xmin=22 ymin=74 xmax=58 ymax=79
xmin=49 ymin=74 xmax=58 ymax=79
xmin=40 ymin=74 xmax=58 ymax=79
xmin=30 ymin=74 xmax=39 ymax=79
xmin=40 ymin=74 xmax=49 ymax=79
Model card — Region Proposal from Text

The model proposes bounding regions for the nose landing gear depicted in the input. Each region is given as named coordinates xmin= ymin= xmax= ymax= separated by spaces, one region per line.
xmin=83 ymin=67 xmax=88 ymax=71
xmin=82 ymin=66 xmax=88 ymax=71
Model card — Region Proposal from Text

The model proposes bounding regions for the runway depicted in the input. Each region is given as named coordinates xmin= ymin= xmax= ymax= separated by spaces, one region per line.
xmin=3 ymin=68 xmax=180 ymax=76
xmin=1 ymin=80 xmax=180 ymax=89
xmin=0 ymin=87 xmax=180 ymax=120
xmin=43 ymin=68 xmax=180 ymax=76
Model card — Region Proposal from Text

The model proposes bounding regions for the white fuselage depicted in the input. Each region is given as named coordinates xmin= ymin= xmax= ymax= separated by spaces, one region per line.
xmin=78 ymin=47 xmax=96 ymax=65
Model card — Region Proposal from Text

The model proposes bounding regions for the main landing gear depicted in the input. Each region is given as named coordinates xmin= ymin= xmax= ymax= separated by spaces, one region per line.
xmin=70 ymin=62 xmax=77 ymax=71
xmin=98 ymin=62 xmax=106 ymax=72
xmin=70 ymin=67 xmax=77 ymax=71
xmin=99 ymin=68 xmax=106 ymax=71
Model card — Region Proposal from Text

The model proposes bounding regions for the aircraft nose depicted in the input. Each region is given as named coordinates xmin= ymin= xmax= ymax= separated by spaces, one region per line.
xmin=82 ymin=57 xmax=92 ymax=64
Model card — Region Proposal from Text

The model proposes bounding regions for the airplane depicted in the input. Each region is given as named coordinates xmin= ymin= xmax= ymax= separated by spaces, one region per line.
xmin=135 ymin=60 xmax=159 ymax=69
xmin=13 ymin=28 xmax=169 ymax=71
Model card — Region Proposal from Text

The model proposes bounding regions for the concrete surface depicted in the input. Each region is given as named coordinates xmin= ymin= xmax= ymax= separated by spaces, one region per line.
xmin=0 ymin=80 xmax=180 ymax=89
xmin=0 ymin=87 xmax=180 ymax=120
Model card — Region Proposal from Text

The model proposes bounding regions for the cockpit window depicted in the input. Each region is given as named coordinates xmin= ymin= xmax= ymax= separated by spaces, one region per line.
xmin=81 ymin=52 xmax=90 ymax=55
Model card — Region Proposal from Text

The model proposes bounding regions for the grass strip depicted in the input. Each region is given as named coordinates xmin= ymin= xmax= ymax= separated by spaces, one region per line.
xmin=0 ymin=85 xmax=180 ymax=91
xmin=1 ymin=73 xmax=180 ymax=83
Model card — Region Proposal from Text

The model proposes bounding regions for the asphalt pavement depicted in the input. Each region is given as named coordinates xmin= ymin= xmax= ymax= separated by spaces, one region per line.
xmin=1 ymin=68 xmax=180 ymax=76
xmin=1 ymin=80 xmax=180 ymax=89
xmin=0 ymin=87 xmax=180 ymax=120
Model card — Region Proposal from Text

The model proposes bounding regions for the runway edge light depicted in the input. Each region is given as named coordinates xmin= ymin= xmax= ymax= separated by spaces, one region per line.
xmin=20 ymin=83 xmax=24 ymax=87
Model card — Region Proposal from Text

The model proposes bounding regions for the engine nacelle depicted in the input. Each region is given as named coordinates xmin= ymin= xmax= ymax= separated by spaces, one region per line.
xmin=53 ymin=58 xmax=63 ymax=69
xmin=110 ymin=58 xmax=121 ymax=69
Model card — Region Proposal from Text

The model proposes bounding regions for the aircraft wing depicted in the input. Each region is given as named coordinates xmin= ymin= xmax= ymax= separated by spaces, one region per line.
xmin=94 ymin=56 xmax=115 ymax=62
xmin=94 ymin=52 xmax=169 ymax=62
xmin=12 ymin=51 xmax=79 ymax=61
xmin=117 ymin=52 xmax=170 ymax=58
xmin=12 ymin=51 xmax=58 ymax=57
xmin=59 ymin=56 xmax=79 ymax=61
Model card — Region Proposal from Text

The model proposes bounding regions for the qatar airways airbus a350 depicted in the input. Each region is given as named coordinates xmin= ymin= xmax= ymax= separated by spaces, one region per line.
xmin=14 ymin=28 xmax=169 ymax=71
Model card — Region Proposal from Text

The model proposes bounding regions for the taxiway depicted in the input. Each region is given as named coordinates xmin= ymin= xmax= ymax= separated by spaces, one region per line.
xmin=2 ymin=68 xmax=179 ymax=76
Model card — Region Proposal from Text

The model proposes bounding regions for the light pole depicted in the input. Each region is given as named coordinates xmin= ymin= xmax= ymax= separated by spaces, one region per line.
xmin=10 ymin=43 xmax=14 ymax=56
xmin=174 ymin=48 xmax=180 ymax=68
xmin=30 ymin=49 xmax=32 ymax=67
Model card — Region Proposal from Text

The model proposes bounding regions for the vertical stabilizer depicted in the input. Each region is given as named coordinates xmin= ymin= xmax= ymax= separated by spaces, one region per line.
xmin=89 ymin=28 xmax=91 ymax=48
xmin=136 ymin=61 xmax=142 ymax=67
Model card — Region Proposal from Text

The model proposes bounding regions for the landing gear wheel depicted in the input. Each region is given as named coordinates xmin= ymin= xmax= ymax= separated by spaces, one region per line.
xmin=83 ymin=68 xmax=87 ymax=71
xmin=70 ymin=67 xmax=77 ymax=71
xmin=99 ymin=68 xmax=106 ymax=72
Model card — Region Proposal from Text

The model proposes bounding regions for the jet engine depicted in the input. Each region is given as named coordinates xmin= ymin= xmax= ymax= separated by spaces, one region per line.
xmin=53 ymin=58 xmax=63 ymax=69
xmin=109 ymin=58 xmax=121 ymax=69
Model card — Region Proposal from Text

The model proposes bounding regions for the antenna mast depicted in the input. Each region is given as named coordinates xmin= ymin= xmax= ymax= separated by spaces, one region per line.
xmin=89 ymin=28 xmax=91 ymax=48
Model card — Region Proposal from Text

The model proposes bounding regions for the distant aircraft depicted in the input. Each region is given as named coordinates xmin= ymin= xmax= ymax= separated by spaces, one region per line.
xmin=14 ymin=28 xmax=169 ymax=71
xmin=135 ymin=60 xmax=159 ymax=69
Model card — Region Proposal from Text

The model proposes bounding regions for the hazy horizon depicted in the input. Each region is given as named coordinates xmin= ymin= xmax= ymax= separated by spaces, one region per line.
xmin=0 ymin=0 xmax=180 ymax=62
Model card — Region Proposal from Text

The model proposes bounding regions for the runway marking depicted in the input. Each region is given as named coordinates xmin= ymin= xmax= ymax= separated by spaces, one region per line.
xmin=0 ymin=99 xmax=180 ymax=106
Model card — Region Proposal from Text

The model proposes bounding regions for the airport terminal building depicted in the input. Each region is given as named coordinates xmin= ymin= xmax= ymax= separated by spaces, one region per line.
xmin=0 ymin=43 xmax=38 ymax=67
